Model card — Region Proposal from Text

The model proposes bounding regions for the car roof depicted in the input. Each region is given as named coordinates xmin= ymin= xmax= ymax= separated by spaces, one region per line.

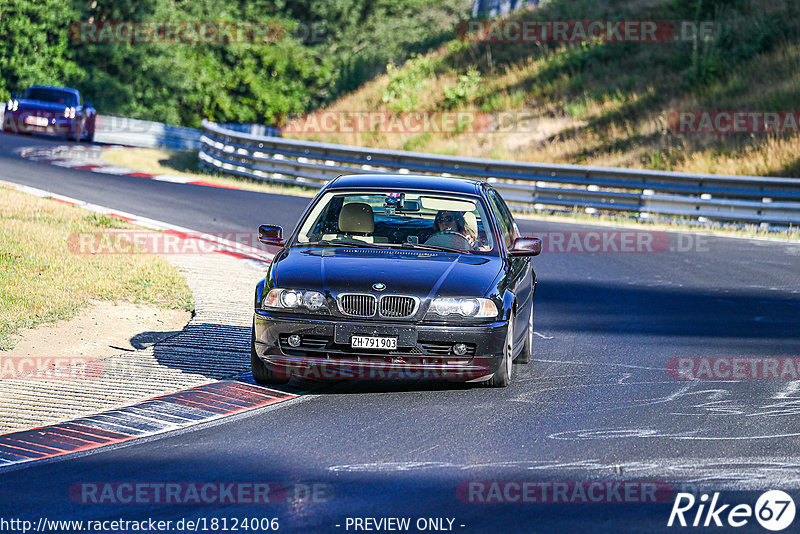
xmin=326 ymin=174 xmax=483 ymax=195
xmin=27 ymin=85 xmax=80 ymax=95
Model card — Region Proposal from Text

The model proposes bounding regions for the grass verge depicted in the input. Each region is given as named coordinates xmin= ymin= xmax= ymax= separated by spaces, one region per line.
xmin=0 ymin=186 xmax=194 ymax=350
xmin=101 ymin=148 xmax=315 ymax=197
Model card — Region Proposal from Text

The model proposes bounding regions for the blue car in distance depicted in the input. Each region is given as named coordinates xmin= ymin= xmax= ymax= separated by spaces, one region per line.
xmin=2 ymin=85 xmax=96 ymax=142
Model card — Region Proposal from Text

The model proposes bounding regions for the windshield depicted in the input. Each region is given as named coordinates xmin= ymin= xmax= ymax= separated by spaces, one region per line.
xmin=295 ymin=190 xmax=497 ymax=254
xmin=22 ymin=88 xmax=78 ymax=106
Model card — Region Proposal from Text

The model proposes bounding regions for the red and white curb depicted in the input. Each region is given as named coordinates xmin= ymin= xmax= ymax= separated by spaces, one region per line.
xmin=0 ymin=377 xmax=300 ymax=471
xmin=19 ymin=144 xmax=243 ymax=190
xmin=0 ymin=178 xmax=274 ymax=271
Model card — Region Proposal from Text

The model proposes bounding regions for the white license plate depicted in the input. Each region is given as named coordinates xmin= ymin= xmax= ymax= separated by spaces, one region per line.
xmin=351 ymin=336 xmax=398 ymax=350
xmin=24 ymin=116 xmax=49 ymax=127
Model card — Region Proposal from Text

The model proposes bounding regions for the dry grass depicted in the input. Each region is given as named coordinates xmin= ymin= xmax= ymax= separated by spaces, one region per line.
xmin=0 ymin=186 xmax=194 ymax=349
xmin=101 ymin=148 xmax=315 ymax=197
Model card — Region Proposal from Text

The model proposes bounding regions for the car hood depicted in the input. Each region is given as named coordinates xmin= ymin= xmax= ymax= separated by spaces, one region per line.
xmin=16 ymin=100 xmax=76 ymax=113
xmin=272 ymin=246 xmax=502 ymax=298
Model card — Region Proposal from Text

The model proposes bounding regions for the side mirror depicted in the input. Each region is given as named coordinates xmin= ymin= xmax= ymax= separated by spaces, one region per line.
xmin=509 ymin=237 xmax=542 ymax=257
xmin=258 ymin=224 xmax=285 ymax=246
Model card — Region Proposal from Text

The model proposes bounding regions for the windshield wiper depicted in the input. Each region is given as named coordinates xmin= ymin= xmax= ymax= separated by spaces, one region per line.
xmin=306 ymin=240 xmax=465 ymax=253
xmin=397 ymin=242 xmax=463 ymax=253
xmin=308 ymin=240 xmax=370 ymax=248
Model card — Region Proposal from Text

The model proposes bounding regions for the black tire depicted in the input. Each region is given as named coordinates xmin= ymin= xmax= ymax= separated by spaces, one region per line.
xmin=516 ymin=299 xmax=533 ymax=365
xmin=86 ymin=116 xmax=96 ymax=143
xmin=485 ymin=312 xmax=514 ymax=387
xmin=251 ymin=322 xmax=288 ymax=385
xmin=1 ymin=112 xmax=11 ymax=133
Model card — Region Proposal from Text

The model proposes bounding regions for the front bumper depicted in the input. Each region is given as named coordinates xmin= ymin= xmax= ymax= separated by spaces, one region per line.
xmin=3 ymin=113 xmax=81 ymax=136
xmin=253 ymin=310 xmax=508 ymax=382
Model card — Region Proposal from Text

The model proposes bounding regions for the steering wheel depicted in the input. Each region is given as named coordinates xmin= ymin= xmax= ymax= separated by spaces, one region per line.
xmin=424 ymin=231 xmax=472 ymax=249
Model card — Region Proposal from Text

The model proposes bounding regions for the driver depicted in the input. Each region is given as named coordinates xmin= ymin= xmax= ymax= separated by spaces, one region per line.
xmin=426 ymin=211 xmax=472 ymax=249
xmin=433 ymin=210 xmax=465 ymax=234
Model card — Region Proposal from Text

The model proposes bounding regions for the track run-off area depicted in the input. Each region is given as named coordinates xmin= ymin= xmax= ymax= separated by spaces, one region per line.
xmin=1 ymin=132 xmax=799 ymax=532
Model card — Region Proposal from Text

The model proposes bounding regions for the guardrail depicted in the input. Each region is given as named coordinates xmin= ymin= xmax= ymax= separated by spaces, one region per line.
xmin=199 ymin=119 xmax=800 ymax=226
xmin=472 ymin=0 xmax=541 ymax=17
xmin=93 ymin=116 xmax=277 ymax=151
xmin=95 ymin=115 xmax=202 ymax=150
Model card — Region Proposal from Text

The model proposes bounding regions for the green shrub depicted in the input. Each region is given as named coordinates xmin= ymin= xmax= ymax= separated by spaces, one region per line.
xmin=381 ymin=54 xmax=435 ymax=111
xmin=443 ymin=68 xmax=482 ymax=109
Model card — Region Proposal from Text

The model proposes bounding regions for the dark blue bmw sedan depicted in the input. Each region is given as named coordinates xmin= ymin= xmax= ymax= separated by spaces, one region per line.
xmin=3 ymin=85 xmax=96 ymax=142
xmin=252 ymin=174 xmax=541 ymax=387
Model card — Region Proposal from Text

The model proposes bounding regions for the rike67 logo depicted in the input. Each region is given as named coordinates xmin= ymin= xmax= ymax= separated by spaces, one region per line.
xmin=668 ymin=490 xmax=796 ymax=531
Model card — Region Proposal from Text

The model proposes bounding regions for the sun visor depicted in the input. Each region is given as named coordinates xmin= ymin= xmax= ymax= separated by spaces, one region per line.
xmin=420 ymin=197 xmax=476 ymax=212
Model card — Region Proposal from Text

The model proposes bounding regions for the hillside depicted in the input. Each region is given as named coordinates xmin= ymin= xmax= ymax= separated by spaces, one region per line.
xmin=285 ymin=0 xmax=800 ymax=177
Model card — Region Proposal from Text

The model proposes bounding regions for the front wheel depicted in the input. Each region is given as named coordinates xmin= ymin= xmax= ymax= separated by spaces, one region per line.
xmin=72 ymin=122 xmax=83 ymax=143
xmin=251 ymin=322 xmax=288 ymax=385
xmin=485 ymin=313 xmax=513 ymax=387
xmin=85 ymin=116 xmax=96 ymax=143
xmin=516 ymin=300 xmax=533 ymax=364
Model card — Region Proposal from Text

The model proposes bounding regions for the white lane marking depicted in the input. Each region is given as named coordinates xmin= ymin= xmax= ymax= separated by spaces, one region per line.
xmin=89 ymin=166 xmax=139 ymax=175
xmin=533 ymin=331 xmax=554 ymax=339
xmin=153 ymin=174 xmax=193 ymax=184
xmin=326 ymin=457 xmax=800 ymax=490
xmin=548 ymin=427 xmax=800 ymax=441
xmin=329 ymin=461 xmax=454 ymax=473
xmin=533 ymin=358 xmax=666 ymax=372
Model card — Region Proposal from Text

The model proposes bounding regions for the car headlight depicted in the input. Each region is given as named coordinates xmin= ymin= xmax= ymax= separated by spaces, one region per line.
xmin=263 ymin=289 xmax=327 ymax=311
xmin=13 ymin=100 xmax=18 ymax=111
xmin=64 ymin=107 xmax=76 ymax=119
xmin=428 ymin=297 xmax=497 ymax=318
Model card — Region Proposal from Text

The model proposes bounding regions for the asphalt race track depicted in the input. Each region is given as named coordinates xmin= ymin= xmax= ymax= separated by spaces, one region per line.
xmin=1 ymin=132 xmax=799 ymax=533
